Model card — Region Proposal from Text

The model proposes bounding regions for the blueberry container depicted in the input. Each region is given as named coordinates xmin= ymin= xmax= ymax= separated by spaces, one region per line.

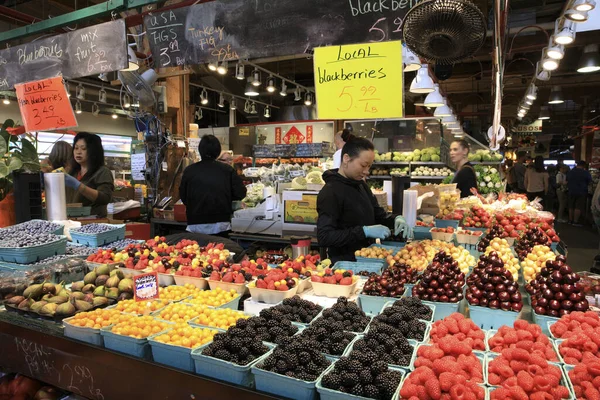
xmin=316 ymin=362 xmax=405 ymax=400
xmin=70 ymin=224 xmax=126 ymax=247
xmin=100 ymin=325 xmax=151 ymax=359
xmin=0 ymin=220 xmax=64 ymax=236
xmin=253 ymin=352 xmax=335 ymax=400
xmin=192 ymin=342 xmax=273 ymax=387
xmin=63 ymin=317 xmax=105 ymax=346
xmin=468 ymin=305 xmax=521 ymax=330
xmin=0 ymin=235 xmax=67 ymax=264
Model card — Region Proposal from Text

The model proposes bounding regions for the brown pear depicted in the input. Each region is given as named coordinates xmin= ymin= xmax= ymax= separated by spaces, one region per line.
xmin=83 ymin=271 xmax=97 ymax=285
xmin=105 ymin=275 xmax=120 ymax=288
xmin=74 ymin=300 xmax=93 ymax=312
xmin=39 ymin=303 xmax=58 ymax=316
xmin=30 ymin=301 xmax=48 ymax=313
xmin=82 ymin=284 xmax=96 ymax=293
xmin=70 ymin=281 xmax=84 ymax=292
xmin=56 ymin=302 xmax=76 ymax=316
xmin=23 ymin=283 xmax=44 ymax=299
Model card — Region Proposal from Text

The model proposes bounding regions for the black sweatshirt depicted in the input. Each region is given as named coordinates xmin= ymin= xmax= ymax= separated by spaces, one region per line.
xmin=179 ymin=159 xmax=247 ymax=224
xmin=452 ymin=162 xmax=478 ymax=198
xmin=317 ymin=170 xmax=395 ymax=264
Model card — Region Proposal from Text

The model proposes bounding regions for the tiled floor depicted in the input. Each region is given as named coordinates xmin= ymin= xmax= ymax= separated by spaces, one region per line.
xmin=554 ymin=221 xmax=599 ymax=272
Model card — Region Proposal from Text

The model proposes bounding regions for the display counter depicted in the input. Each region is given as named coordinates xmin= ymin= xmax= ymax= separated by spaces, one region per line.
xmin=0 ymin=311 xmax=277 ymax=400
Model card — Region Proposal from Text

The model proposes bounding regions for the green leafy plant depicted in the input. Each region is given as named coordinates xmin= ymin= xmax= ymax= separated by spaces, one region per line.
xmin=0 ymin=119 xmax=41 ymax=202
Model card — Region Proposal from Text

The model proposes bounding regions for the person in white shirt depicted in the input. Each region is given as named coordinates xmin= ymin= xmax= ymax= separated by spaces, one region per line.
xmin=332 ymin=129 xmax=353 ymax=169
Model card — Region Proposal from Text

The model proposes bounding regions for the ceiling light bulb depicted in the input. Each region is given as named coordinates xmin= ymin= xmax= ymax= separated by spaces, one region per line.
xmin=235 ymin=62 xmax=245 ymax=80
xmin=280 ymin=81 xmax=287 ymax=96
xmin=554 ymin=20 xmax=576 ymax=45
xmin=402 ymin=45 xmax=421 ymax=72
xmin=266 ymin=76 xmax=276 ymax=93
xmin=538 ymin=106 xmax=550 ymax=120
xmin=230 ymin=98 xmax=237 ymax=110
xmin=98 ymin=88 xmax=107 ymax=103
xmin=573 ymin=0 xmax=595 ymax=12
xmin=535 ymin=62 xmax=552 ymax=81
xmin=201 ymin=89 xmax=209 ymax=105
xmin=434 ymin=99 xmax=451 ymax=117
xmin=304 ymin=93 xmax=313 ymax=106
xmin=218 ymin=93 xmax=225 ymax=108
xmin=548 ymin=86 xmax=564 ymax=104
xmin=264 ymin=105 xmax=271 ymax=118
xmin=92 ymin=103 xmax=100 ymax=117
xmin=217 ymin=61 xmax=228 ymax=75
xmin=112 ymin=113 xmax=118 ymax=119
xmin=409 ymin=64 xmax=435 ymax=93
xmin=252 ymin=69 xmax=261 ymax=86
xmin=526 ymin=84 xmax=537 ymax=100
xmin=578 ymin=44 xmax=600 ymax=73
xmin=424 ymin=84 xmax=444 ymax=107
xmin=525 ymin=98 xmax=533 ymax=105
xmin=245 ymin=81 xmax=260 ymax=96
xmin=2 ymin=95 xmax=9 ymax=105
xmin=250 ymin=102 xmax=257 ymax=114
xmin=208 ymin=61 xmax=217 ymax=71
xmin=75 ymin=100 xmax=82 ymax=114
xmin=565 ymin=8 xmax=589 ymax=21
xmin=542 ymin=48 xmax=559 ymax=71
xmin=243 ymin=100 xmax=250 ymax=113
xmin=547 ymin=40 xmax=565 ymax=60
xmin=294 ymin=88 xmax=302 ymax=101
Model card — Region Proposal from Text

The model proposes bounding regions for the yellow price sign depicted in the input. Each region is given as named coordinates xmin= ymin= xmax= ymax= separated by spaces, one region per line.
xmin=313 ymin=41 xmax=404 ymax=120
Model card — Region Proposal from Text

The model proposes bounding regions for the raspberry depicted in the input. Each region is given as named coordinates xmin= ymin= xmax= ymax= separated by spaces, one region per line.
xmin=516 ymin=370 xmax=534 ymax=392
xmin=425 ymin=379 xmax=441 ymax=400
xmin=504 ymin=331 xmax=518 ymax=344
xmin=509 ymin=360 xmax=528 ymax=373
xmin=439 ymin=372 xmax=455 ymax=392
xmin=529 ymin=354 xmax=548 ymax=368
xmin=533 ymin=376 xmax=551 ymax=392
xmin=584 ymin=387 xmax=600 ymax=400
xmin=552 ymin=386 xmax=571 ymax=400
xmin=514 ymin=319 xmax=529 ymax=330
xmin=530 ymin=392 xmax=553 ymax=400
xmin=512 ymin=348 xmax=530 ymax=362
xmin=399 ymin=383 xmax=418 ymax=398
xmin=508 ymin=386 xmax=529 ymax=400
xmin=488 ymin=373 xmax=501 ymax=386
xmin=458 ymin=318 xmax=471 ymax=335
xmin=446 ymin=318 xmax=459 ymax=334
xmin=517 ymin=330 xmax=534 ymax=341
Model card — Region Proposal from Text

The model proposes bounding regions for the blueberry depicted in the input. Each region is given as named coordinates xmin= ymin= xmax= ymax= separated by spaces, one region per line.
xmin=73 ymin=224 xmax=118 ymax=235
xmin=100 ymin=239 xmax=139 ymax=250
xmin=0 ymin=232 xmax=61 ymax=248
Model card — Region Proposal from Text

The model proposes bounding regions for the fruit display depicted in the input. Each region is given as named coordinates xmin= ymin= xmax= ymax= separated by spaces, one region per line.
xmin=241 ymin=307 xmax=300 ymax=344
xmin=374 ymin=147 xmax=441 ymax=162
xmin=0 ymin=220 xmax=62 ymax=236
xmin=431 ymin=227 xmax=454 ymax=234
xmin=313 ymin=297 xmax=371 ymax=333
xmin=310 ymin=268 xmax=357 ymax=286
xmin=526 ymin=255 xmax=590 ymax=317
xmin=487 ymin=348 xmax=571 ymax=399
xmin=0 ymin=374 xmax=62 ymax=400
xmin=155 ymin=303 xmax=208 ymax=324
xmin=429 ymin=313 xmax=486 ymax=351
xmin=200 ymin=321 xmax=272 ymax=365
xmin=258 ymin=250 xmax=289 ymax=264
xmin=483 ymin=238 xmax=520 ymax=281
xmin=158 ymin=284 xmax=204 ymax=301
xmin=412 ymin=166 xmax=452 ymax=177
xmin=371 ymin=167 xmax=390 ymax=176
xmin=355 ymin=246 xmax=400 ymax=261
xmin=466 ymin=252 xmax=523 ymax=312
xmin=413 ymin=337 xmax=484 ymax=382
xmin=549 ymin=310 xmax=600 ymax=339
xmin=99 ymin=239 xmax=143 ymax=251
xmin=400 ymin=364 xmax=485 ymax=400
xmin=153 ymin=324 xmax=218 ymax=348
xmin=487 ymin=320 xmax=559 ymax=361
xmin=109 ymin=315 xmax=169 ymax=339
xmin=249 ymin=268 xmax=299 ymax=290
xmin=68 ymin=266 xmax=133 ymax=304
xmin=438 ymin=188 xmax=460 ymax=215
xmin=436 ymin=209 xmax=465 ymax=221
xmin=352 ymin=322 xmax=415 ymax=367
xmin=390 ymin=167 xmax=409 ymax=176
xmin=371 ymin=304 xmax=430 ymax=341
xmin=515 ymin=227 xmax=553 ymax=261
xmin=72 ymin=223 xmax=121 ymax=234
xmin=475 ymin=165 xmax=503 ymax=195
xmin=210 ymin=268 xmax=254 ymax=284
xmin=86 ymin=248 xmax=120 ymax=265
xmin=416 ymin=220 xmax=435 ymax=228
xmin=361 ymin=262 xmax=418 ymax=298
xmin=395 ymin=241 xmax=475 ymax=273
xmin=298 ymin=320 xmax=356 ymax=356
xmin=558 ymin=333 xmax=600 ymax=365
xmin=0 ymin=232 xmax=62 ymax=248
xmin=190 ymin=307 xmax=250 ymax=330
xmin=185 ymin=286 xmax=240 ymax=307
xmin=65 ymin=308 xmax=129 ymax=329
xmin=66 ymin=243 xmax=99 ymax=257
xmin=320 ymin=349 xmax=404 ymax=400
xmin=468 ymin=149 xmax=503 ymax=162
xmin=462 ymin=206 xmax=493 ymax=229
xmin=477 ymin=225 xmax=505 ymax=252
xmin=258 ymin=337 xmax=332 ymax=381
xmin=111 ymin=299 xmax=170 ymax=315
xmin=567 ymin=359 xmax=600 ymax=399
xmin=412 ymin=251 xmax=466 ymax=303
xmin=268 ymin=296 xmax=322 ymax=324
xmin=521 ymin=244 xmax=557 ymax=283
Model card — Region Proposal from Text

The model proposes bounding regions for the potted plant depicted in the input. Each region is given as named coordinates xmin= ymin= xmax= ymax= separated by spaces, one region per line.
xmin=0 ymin=119 xmax=41 ymax=227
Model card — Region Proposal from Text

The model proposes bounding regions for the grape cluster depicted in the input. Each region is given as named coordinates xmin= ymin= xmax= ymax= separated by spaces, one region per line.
xmin=0 ymin=220 xmax=62 ymax=239
xmin=72 ymin=224 xmax=119 ymax=234
xmin=0 ymin=232 xmax=62 ymax=248
xmin=101 ymin=239 xmax=140 ymax=251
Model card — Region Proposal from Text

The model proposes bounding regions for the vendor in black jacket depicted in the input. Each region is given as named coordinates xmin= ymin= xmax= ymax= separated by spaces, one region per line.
xmin=317 ymin=136 xmax=412 ymax=263
xmin=179 ymin=135 xmax=247 ymax=236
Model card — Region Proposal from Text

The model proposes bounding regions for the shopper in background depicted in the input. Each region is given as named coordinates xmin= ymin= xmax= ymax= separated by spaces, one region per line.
xmin=510 ymin=151 xmax=527 ymax=194
xmin=567 ymin=160 xmax=592 ymax=226
xmin=64 ymin=132 xmax=114 ymax=218
xmin=449 ymin=140 xmax=478 ymax=198
xmin=523 ymin=156 xmax=549 ymax=206
xmin=179 ymin=135 xmax=247 ymax=237
xmin=49 ymin=141 xmax=75 ymax=172
xmin=317 ymin=136 xmax=411 ymax=263
xmin=332 ymin=129 xmax=353 ymax=169
xmin=217 ymin=150 xmax=233 ymax=166
xmin=546 ymin=165 xmax=558 ymax=214
xmin=504 ymin=159 xmax=515 ymax=192
xmin=556 ymin=164 xmax=569 ymax=222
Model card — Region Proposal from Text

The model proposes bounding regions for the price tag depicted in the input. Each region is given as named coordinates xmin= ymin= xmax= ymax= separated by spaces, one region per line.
xmin=133 ymin=272 xmax=159 ymax=302
xmin=313 ymin=41 xmax=404 ymax=119
xmin=290 ymin=170 xmax=306 ymax=177
xmin=14 ymin=76 xmax=78 ymax=133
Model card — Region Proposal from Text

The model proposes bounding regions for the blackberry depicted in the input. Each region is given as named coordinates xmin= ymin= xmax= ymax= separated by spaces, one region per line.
xmin=343 ymin=372 xmax=360 ymax=387
xmin=306 ymin=362 xmax=321 ymax=375
xmin=335 ymin=356 xmax=351 ymax=372
xmin=388 ymin=313 xmax=402 ymax=326
xmin=348 ymin=359 xmax=363 ymax=374
xmin=361 ymin=351 xmax=379 ymax=366
xmin=377 ymin=371 xmax=402 ymax=400
xmin=235 ymin=319 xmax=248 ymax=329
xmin=250 ymin=341 xmax=267 ymax=354
xmin=331 ymin=331 xmax=344 ymax=341
xmin=228 ymin=327 xmax=244 ymax=337
xmin=371 ymin=361 xmax=388 ymax=375
xmin=367 ymin=338 xmax=380 ymax=350
xmin=330 ymin=343 xmax=347 ymax=355
xmin=214 ymin=349 xmax=231 ymax=361
xmin=239 ymin=347 xmax=250 ymax=360
xmin=228 ymin=337 xmax=243 ymax=352
xmin=202 ymin=346 xmax=214 ymax=357
xmin=363 ymin=384 xmax=380 ymax=399
xmin=298 ymin=351 xmax=311 ymax=365
xmin=262 ymin=355 xmax=276 ymax=370
xmin=314 ymin=353 xmax=329 ymax=366
xmin=359 ymin=369 xmax=373 ymax=385
xmin=398 ymin=341 xmax=413 ymax=354
xmin=275 ymin=359 xmax=288 ymax=373
xmin=390 ymin=349 xmax=404 ymax=363
xmin=354 ymin=339 xmax=367 ymax=351
xmin=322 ymin=373 xmax=342 ymax=389
xmin=350 ymin=383 xmax=364 ymax=396
xmin=383 ymin=339 xmax=396 ymax=352
xmin=297 ymin=372 xmax=315 ymax=382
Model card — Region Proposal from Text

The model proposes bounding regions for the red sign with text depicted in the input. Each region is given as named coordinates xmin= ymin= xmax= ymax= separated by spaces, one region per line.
xmin=14 ymin=76 xmax=78 ymax=133
xmin=306 ymin=125 xmax=313 ymax=143
xmin=275 ymin=127 xmax=282 ymax=144
xmin=133 ymin=272 xmax=159 ymax=302
xmin=283 ymin=126 xmax=305 ymax=144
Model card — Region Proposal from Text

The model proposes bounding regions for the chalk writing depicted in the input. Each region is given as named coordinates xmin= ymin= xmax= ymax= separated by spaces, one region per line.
xmin=17 ymin=44 xmax=63 ymax=65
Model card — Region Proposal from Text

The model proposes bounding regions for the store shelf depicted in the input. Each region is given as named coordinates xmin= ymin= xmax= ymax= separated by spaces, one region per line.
xmin=410 ymin=176 xmax=447 ymax=180
xmin=372 ymin=162 xmax=410 ymax=166
xmin=471 ymin=162 xmax=502 ymax=165
xmin=368 ymin=175 xmax=393 ymax=179
xmin=410 ymin=162 xmax=446 ymax=166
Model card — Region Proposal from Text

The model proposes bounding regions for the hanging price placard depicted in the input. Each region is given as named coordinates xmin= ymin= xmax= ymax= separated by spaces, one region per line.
xmin=133 ymin=272 xmax=159 ymax=302
xmin=14 ymin=76 xmax=78 ymax=133
xmin=314 ymin=41 xmax=403 ymax=120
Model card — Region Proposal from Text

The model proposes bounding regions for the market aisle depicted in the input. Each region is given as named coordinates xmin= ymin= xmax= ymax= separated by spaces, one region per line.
xmin=554 ymin=221 xmax=599 ymax=272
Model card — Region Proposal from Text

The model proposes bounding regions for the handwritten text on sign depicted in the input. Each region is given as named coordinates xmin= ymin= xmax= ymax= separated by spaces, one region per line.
xmin=134 ymin=272 xmax=159 ymax=301
xmin=314 ymin=41 xmax=403 ymax=119
xmin=14 ymin=76 xmax=77 ymax=133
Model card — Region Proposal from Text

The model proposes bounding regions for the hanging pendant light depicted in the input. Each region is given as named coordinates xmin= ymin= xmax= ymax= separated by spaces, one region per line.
xmin=266 ymin=76 xmax=276 ymax=93
xmin=2 ymin=95 xmax=9 ymax=105
xmin=230 ymin=98 xmax=237 ymax=110
xmin=280 ymin=81 xmax=287 ymax=97
xmin=304 ymin=93 xmax=313 ymax=106
xmin=565 ymin=8 xmax=589 ymax=21
xmin=245 ymin=80 xmax=260 ymax=96
xmin=554 ymin=20 xmax=576 ymax=45
xmin=578 ymin=44 xmax=600 ymax=73
xmin=542 ymin=48 xmax=559 ymax=71
xmin=208 ymin=61 xmax=218 ymax=71
xmin=235 ymin=62 xmax=245 ymax=80
xmin=409 ymin=64 xmax=435 ymax=93
xmin=200 ymin=89 xmax=209 ymax=105
xmin=92 ymin=103 xmax=100 ymax=117
xmin=251 ymin=69 xmax=261 ymax=86
xmin=250 ymin=102 xmax=258 ymax=114
xmin=217 ymin=61 xmax=228 ymax=75
xmin=525 ymin=84 xmax=537 ymax=100
xmin=538 ymin=106 xmax=550 ymax=120
xmin=434 ymin=99 xmax=451 ymax=117
xmin=547 ymin=39 xmax=565 ymax=60
xmin=98 ymin=87 xmax=107 ymax=103
xmin=218 ymin=93 xmax=225 ymax=108
xmin=76 ymin=83 xmax=86 ymax=100
xmin=548 ymin=86 xmax=564 ymax=104
xmin=535 ymin=62 xmax=551 ymax=81
xmin=75 ymin=100 xmax=82 ymax=114
xmin=402 ymin=45 xmax=421 ymax=72
xmin=264 ymin=105 xmax=271 ymax=118
xmin=424 ymin=84 xmax=444 ymax=107
xmin=294 ymin=87 xmax=302 ymax=101
xmin=195 ymin=107 xmax=203 ymax=120
xmin=572 ymin=0 xmax=595 ymax=12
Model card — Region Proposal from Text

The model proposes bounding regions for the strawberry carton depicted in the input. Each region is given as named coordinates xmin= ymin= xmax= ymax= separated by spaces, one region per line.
xmin=430 ymin=227 xmax=455 ymax=242
xmin=247 ymin=268 xmax=300 ymax=303
xmin=310 ymin=269 xmax=359 ymax=298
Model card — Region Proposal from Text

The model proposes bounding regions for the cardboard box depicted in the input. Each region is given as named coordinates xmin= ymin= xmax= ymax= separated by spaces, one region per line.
xmin=125 ymin=223 xmax=150 ymax=240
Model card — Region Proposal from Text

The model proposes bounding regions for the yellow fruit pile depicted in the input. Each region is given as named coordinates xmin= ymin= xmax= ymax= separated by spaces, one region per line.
xmin=156 ymin=303 xmax=205 ymax=323
xmin=110 ymin=315 xmax=169 ymax=339
xmin=112 ymin=299 xmax=170 ymax=315
xmin=186 ymin=287 xmax=239 ymax=307
xmin=153 ymin=324 xmax=218 ymax=348
xmin=522 ymin=245 xmax=556 ymax=283
xmin=354 ymin=246 xmax=399 ymax=260
xmin=159 ymin=284 xmax=203 ymax=301
xmin=192 ymin=307 xmax=250 ymax=330
xmin=65 ymin=308 xmax=126 ymax=329
xmin=485 ymin=238 xmax=520 ymax=281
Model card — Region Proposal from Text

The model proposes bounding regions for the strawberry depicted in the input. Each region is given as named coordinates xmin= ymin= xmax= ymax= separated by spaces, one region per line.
xmin=310 ymin=275 xmax=323 ymax=283
xmin=322 ymin=276 xmax=336 ymax=285
xmin=277 ymin=284 xmax=289 ymax=291
xmin=221 ymin=272 xmax=234 ymax=283
xmin=267 ymin=281 xmax=276 ymax=290
xmin=339 ymin=277 xmax=353 ymax=285
xmin=234 ymin=273 xmax=245 ymax=284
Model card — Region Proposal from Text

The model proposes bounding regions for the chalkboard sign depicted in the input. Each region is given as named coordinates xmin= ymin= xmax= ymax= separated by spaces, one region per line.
xmin=144 ymin=0 xmax=417 ymax=67
xmin=0 ymin=20 xmax=128 ymax=90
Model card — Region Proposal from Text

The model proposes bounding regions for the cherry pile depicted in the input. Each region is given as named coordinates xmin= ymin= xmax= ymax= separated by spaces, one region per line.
xmin=361 ymin=262 xmax=418 ymax=298
xmin=412 ymin=251 xmax=465 ymax=303
xmin=477 ymin=225 xmax=504 ymax=252
xmin=515 ymin=227 xmax=552 ymax=261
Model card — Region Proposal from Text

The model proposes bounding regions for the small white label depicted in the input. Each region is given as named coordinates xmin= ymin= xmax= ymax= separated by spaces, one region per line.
xmin=177 ymin=140 xmax=186 ymax=148
xmin=162 ymin=162 xmax=168 ymax=171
